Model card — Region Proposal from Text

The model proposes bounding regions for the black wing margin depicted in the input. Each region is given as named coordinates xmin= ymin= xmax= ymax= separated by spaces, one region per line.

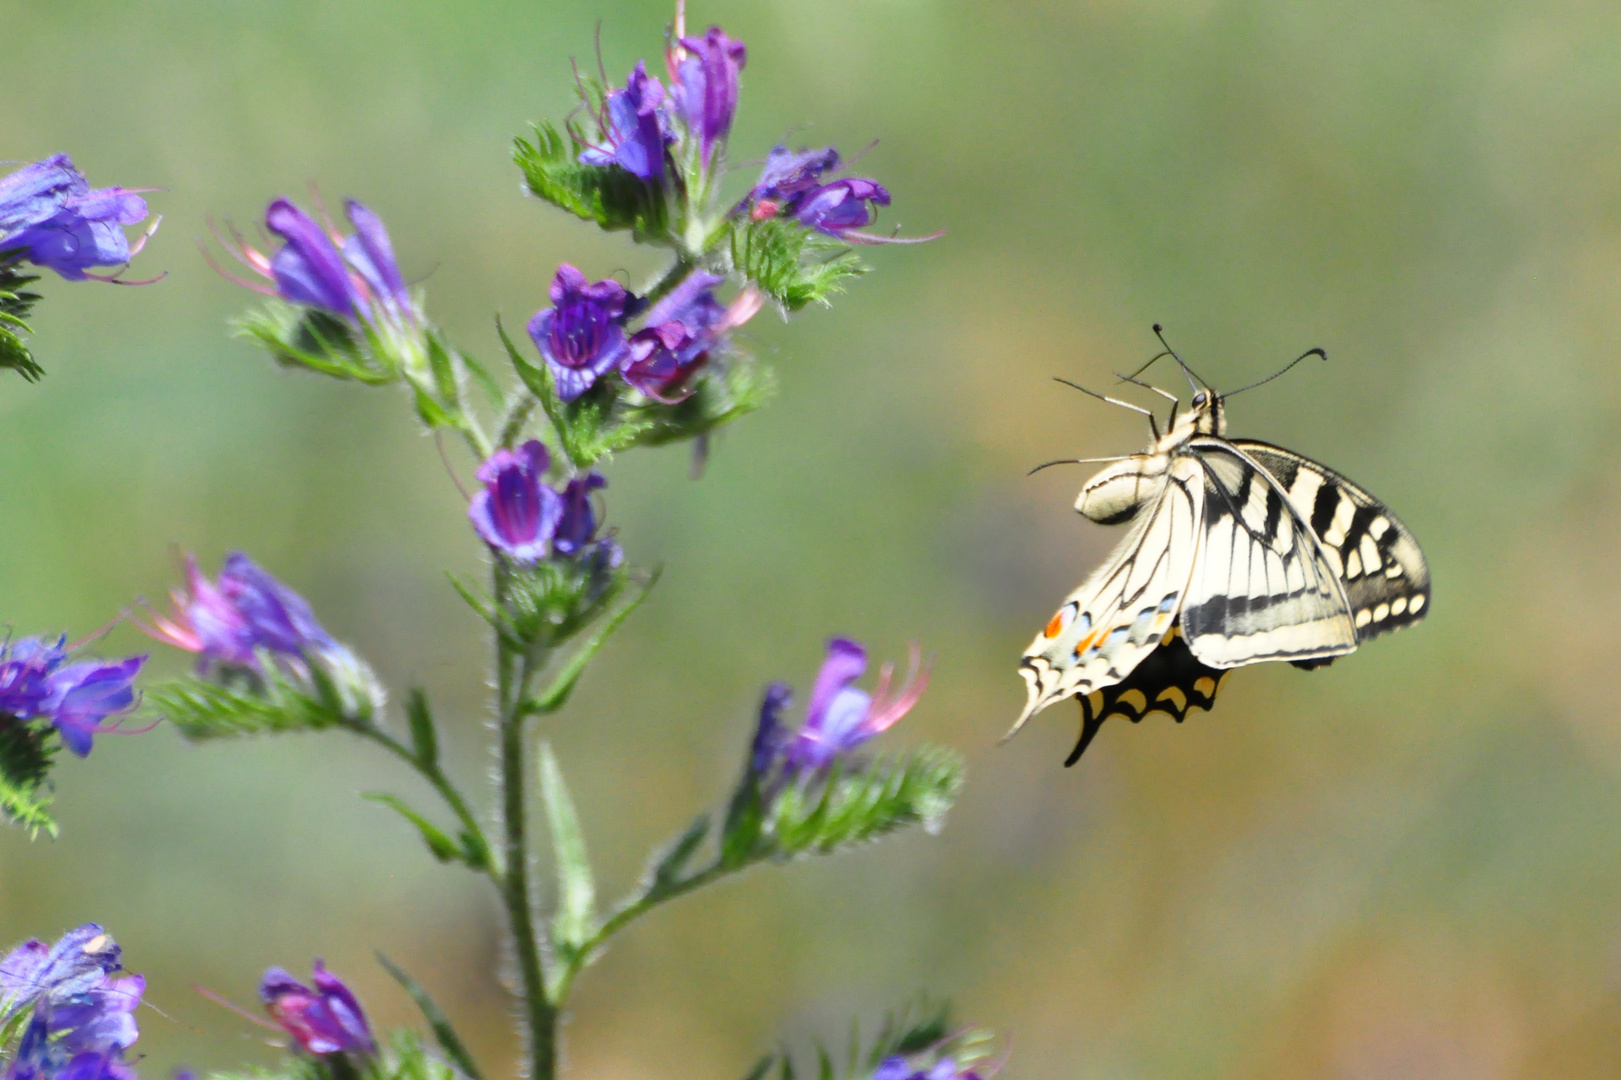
xmin=1066 ymin=626 xmax=1229 ymax=765
xmin=1229 ymin=440 xmax=1431 ymax=643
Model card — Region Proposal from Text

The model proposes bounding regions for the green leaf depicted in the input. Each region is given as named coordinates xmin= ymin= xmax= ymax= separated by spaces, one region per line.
xmin=374 ymin=953 xmax=487 ymax=1080
xmin=767 ymin=747 xmax=964 ymax=859
xmin=405 ymin=690 xmax=438 ymax=767
xmin=643 ymin=813 xmax=710 ymax=898
xmin=539 ymin=743 xmax=597 ymax=957
xmin=720 ymin=770 xmax=765 ymax=870
xmin=739 ymin=1056 xmax=775 ymax=1080
xmin=364 ymin=793 xmax=465 ymax=864
xmin=524 ymin=568 xmax=659 ymax=715
xmin=731 ymin=217 xmax=869 ymax=312
xmin=0 ymin=719 xmax=56 ymax=838
xmin=513 ymin=122 xmax=671 ymax=240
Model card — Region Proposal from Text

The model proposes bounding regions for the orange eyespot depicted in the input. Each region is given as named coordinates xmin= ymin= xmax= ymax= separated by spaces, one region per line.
xmin=1045 ymin=612 xmax=1066 ymax=638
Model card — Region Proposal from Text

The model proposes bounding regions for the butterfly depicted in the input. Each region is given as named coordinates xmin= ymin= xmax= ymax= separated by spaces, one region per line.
xmin=1012 ymin=329 xmax=1431 ymax=765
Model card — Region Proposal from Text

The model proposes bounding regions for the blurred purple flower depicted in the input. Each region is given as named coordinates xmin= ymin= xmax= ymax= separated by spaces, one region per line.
xmin=871 ymin=1060 xmax=984 ymax=1080
xmin=623 ymin=271 xmax=760 ymax=403
xmin=1 ymin=926 xmax=142 ymax=1080
xmin=208 ymin=198 xmax=410 ymax=322
xmin=793 ymin=178 xmax=891 ymax=239
xmin=260 ymin=961 xmax=374 ymax=1058
xmin=553 ymin=473 xmax=607 ymax=555
xmin=0 ymin=155 xmax=156 ymax=282
xmin=749 ymin=145 xmax=841 ymax=210
xmin=0 ymin=640 xmax=146 ymax=758
xmin=0 ymin=925 xmax=122 ymax=1021
xmin=672 ymin=27 xmax=746 ymax=170
xmin=753 ymin=638 xmax=929 ymax=773
xmin=578 ymin=61 xmax=671 ymax=181
xmin=138 ymin=553 xmax=332 ymax=668
xmin=469 ymin=441 xmax=563 ymax=563
xmin=527 ymin=264 xmax=631 ymax=402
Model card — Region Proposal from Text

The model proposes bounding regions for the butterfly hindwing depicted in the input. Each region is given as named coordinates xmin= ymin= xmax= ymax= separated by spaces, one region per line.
xmin=1227 ymin=439 xmax=1431 ymax=641
xmin=1066 ymin=626 xmax=1228 ymax=765
xmin=1013 ymin=455 xmax=1206 ymax=736
xmin=1178 ymin=438 xmax=1358 ymax=668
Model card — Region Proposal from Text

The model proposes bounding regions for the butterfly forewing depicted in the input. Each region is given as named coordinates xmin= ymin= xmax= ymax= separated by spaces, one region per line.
xmin=1066 ymin=627 xmax=1227 ymax=765
xmin=1179 ymin=438 xmax=1358 ymax=667
xmin=1014 ymin=456 xmax=1206 ymax=735
xmin=1228 ymin=440 xmax=1431 ymax=639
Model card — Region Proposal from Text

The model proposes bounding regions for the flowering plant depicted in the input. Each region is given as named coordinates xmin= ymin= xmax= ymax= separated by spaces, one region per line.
xmin=1 ymin=8 xmax=999 ymax=1080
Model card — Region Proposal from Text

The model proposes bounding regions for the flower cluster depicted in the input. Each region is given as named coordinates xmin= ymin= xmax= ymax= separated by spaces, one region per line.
xmin=211 ymin=198 xmax=413 ymax=330
xmin=0 ymin=926 xmax=144 ymax=1080
xmin=753 ymin=638 xmax=931 ymax=774
xmin=260 ymin=961 xmax=374 ymax=1060
xmin=0 ymin=637 xmax=145 ymax=758
xmin=469 ymin=440 xmax=619 ymax=566
xmin=0 ymin=156 xmax=156 ymax=282
xmin=527 ymin=263 xmax=759 ymax=403
xmin=137 ymin=553 xmax=383 ymax=719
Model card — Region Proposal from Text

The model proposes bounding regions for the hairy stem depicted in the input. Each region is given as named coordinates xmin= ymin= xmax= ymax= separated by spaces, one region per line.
xmin=493 ymin=564 xmax=557 ymax=1080
xmin=641 ymin=257 xmax=696 ymax=306
xmin=348 ymin=722 xmax=497 ymax=876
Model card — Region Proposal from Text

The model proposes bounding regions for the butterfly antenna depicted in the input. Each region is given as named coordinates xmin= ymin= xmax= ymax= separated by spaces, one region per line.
xmin=1224 ymin=346 xmax=1328 ymax=397
xmin=1114 ymin=369 xmax=1180 ymax=430
xmin=1027 ymin=455 xmax=1130 ymax=476
xmin=1053 ymin=377 xmax=1160 ymax=440
xmin=1152 ymin=323 xmax=1210 ymax=393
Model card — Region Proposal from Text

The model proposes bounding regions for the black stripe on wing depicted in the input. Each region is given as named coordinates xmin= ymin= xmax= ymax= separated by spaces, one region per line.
xmin=1066 ymin=626 xmax=1229 ymax=765
xmin=1229 ymin=439 xmax=1431 ymax=644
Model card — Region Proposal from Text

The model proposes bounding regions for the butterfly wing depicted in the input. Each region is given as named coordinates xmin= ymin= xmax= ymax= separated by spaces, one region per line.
xmin=1228 ymin=439 xmax=1431 ymax=642
xmin=1179 ymin=438 xmax=1359 ymax=667
xmin=1065 ymin=625 xmax=1229 ymax=764
xmin=1013 ymin=455 xmax=1206 ymax=737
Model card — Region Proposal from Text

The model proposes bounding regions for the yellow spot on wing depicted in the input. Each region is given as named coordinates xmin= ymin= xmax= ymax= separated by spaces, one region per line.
xmin=1193 ymin=676 xmax=1216 ymax=698
xmin=1156 ymin=685 xmax=1188 ymax=711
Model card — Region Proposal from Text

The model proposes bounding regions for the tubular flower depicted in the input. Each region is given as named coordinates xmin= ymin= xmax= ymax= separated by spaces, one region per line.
xmin=209 ymin=198 xmax=412 ymax=324
xmin=748 ymin=145 xmax=841 ymax=211
xmin=672 ymin=26 xmax=746 ymax=170
xmin=552 ymin=473 xmax=608 ymax=555
xmin=138 ymin=553 xmax=332 ymax=668
xmin=578 ymin=61 xmax=672 ymax=181
xmin=468 ymin=441 xmax=563 ymax=563
xmin=762 ymin=638 xmax=930 ymax=772
xmin=0 ymin=155 xmax=155 ymax=282
xmin=527 ymin=264 xmax=631 ymax=402
xmin=260 ymin=961 xmax=374 ymax=1058
xmin=623 ymin=271 xmax=759 ymax=402
xmin=0 ymin=639 xmax=146 ymax=759
xmin=793 ymin=178 xmax=892 ymax=240
xmin=0 ymin=926 xmax=143 ymax=1080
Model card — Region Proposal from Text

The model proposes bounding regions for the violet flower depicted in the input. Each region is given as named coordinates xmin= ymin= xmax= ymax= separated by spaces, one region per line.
xmin=0 ymin=639 xmax=146 ymax=758
xmin=468 ymin=441 xmax=563 ymax=563
xmin=260 ymin=961 xmax=374 ymax=1058
xmin=527 ymin=264 xmax=631 ymax=402
xmin=756 ymin=638 xmax=930 ymax=773
xmin=138 ymin=553 xmax=332 ymax=668
xmin=871 ymin=1060 xmax=983 ymax=1080
xmin=0 ymin=155 xmax=155 ymax=282
xmin=209 ymin=198 xmax=411 ymax=324
xmin=793 ymin=178 xmax=892 ymax=240
xmin=578 ymin=61 xmax=672 ymax=181
xmin=623 ymin=271 xmax=760 ymax=402
xmin=0 ymin=925 xmax=143 ymax=1080
xmin=749 ymin=145 xmax=841 ymax=210
xmin=0 ymin=925 xmax=123 ymax=1022
xmin=553 ymin=473 xmax=607 ymax=555
xmin=672 ymin=27 xmax=747 ymax=170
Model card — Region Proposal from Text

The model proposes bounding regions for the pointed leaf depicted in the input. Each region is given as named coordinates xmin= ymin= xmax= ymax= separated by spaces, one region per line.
xmin=739 ymin=1056 xmax=775 ymax=1080
xmin=524 ymin=568 xmax=660 ymax=716
xmin=539 ymin=743 xmax=597 ymax=952
xmin=375 ymin=952 xmax=487 ymax=1080
xmin=644 ymin=813 xmax=710 ymax=897
xmin=405 ymin=689 xmax=438 ymax=767
xmin=364 ymin=793 xmax=464 ymax=864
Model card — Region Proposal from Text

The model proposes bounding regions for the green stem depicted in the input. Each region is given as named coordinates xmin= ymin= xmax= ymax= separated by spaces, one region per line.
xmin=641 ymin=257 xmax=696 ymax=306
xmin=493 ymin=564 xmax=557 ymax=1080
xmin=348 ymin=723 xmax=498 ymax=876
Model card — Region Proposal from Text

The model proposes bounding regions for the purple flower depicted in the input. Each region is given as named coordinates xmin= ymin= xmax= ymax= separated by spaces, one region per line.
xmin=209 ymin=198 xmax=410 ymax=323
xmin=0 ymin=641 xmax=146 ymax=759
xmin=750 ymin=145 xmax=841 ymax=207
xmin=260 ymin=961 xmax=374 ymax=1058
xmin=468 ymin=441 xmax=563 ymax=563
xmin=673 ymin=27 xmax=747 ymax=170
xmin=578 ymin=61 xmax=672 ymax=181
xmin=0 ymin=155 xmax=154 ymax=282
xmin=793 ymin=178 xmax=891 ymax=239
xmin=138 ymin=553 xmax=332 ymax=668
xmin=553 ymin=473 xmax=607 ymax=555
xmin=871 ymin=1059 xmax=983 ymax=1080
xmin=0 ymin=925 xmax=142 ymax=1080
xmin=756 ymin=638 xmax=930 ymax=773
xmin=527 ymin=264 xmax=631 ymax=402
xmin=0 ymin=925 xmax=123 ymax=1022
xmin=622 ymin=321 xmax=708 ymax=403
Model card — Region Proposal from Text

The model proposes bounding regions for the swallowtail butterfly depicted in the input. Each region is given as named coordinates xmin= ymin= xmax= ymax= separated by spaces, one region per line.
xmin=1013 ymin=331 xmax=1431 ymax=765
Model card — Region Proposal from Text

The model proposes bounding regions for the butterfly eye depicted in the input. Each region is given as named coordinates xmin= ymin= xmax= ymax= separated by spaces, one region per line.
xmin=1192 ymin=391 xmax=1209 ymax=407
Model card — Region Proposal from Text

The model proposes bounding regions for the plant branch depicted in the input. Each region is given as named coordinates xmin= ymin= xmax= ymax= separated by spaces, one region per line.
xmin=345 ymin=720 xmax=497 ymax=876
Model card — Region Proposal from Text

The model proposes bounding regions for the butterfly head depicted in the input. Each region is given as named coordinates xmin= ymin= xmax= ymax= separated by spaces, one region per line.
xmin=1188 ymin=387 xmax=1225 ymax=436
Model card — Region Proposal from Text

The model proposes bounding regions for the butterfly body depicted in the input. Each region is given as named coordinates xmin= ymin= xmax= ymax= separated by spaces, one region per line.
xmin=1015 ymin=379 xmax=1429 ymax=764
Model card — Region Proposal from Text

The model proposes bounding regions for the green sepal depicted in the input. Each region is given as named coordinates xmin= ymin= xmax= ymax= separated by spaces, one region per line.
xmin=618 ymin=354 xmax=777 ymax=449
xmin=769 ymin=999 xmax=971 ymax=1080
xmin=513 ymin=122 xmax=672 ymax=242
xmin=731 ymin=217 xmax=869 ymax=312
xmin=720 ymin=768 xmax=765 ymax=870
xmin=233 ymin=302 xmax=399 ymax=385
xmin=200 ymin=1030 xmax=464 ymax=1080
xmin=766 ymin=747 xmax=964 ymax=859
xmin=523 ymin=567 xmax=659 ymax=716
xmin=539 ymin=743 xmax=598 ymax=967
xmin=641 ymin=812 xmax=709 ymax=900
xmin=0 ymin=717 xmax=57 ymax=837
xmin=0 ymin=258 xmax=43 ymax=382
xmin=375 ymin=954 xmax=487 ymax=1080
xmin=150 ymin=649 xmax=385 ymax=740
xmin=495 ymin=551 xmax=630 ymax=656
xmin=404 ymin=689 xmax=438 ymax=767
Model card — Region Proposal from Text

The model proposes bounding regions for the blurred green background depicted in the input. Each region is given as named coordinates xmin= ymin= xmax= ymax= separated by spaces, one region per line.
xmin=5 ymin=0 xmax=1621 ymax=1076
